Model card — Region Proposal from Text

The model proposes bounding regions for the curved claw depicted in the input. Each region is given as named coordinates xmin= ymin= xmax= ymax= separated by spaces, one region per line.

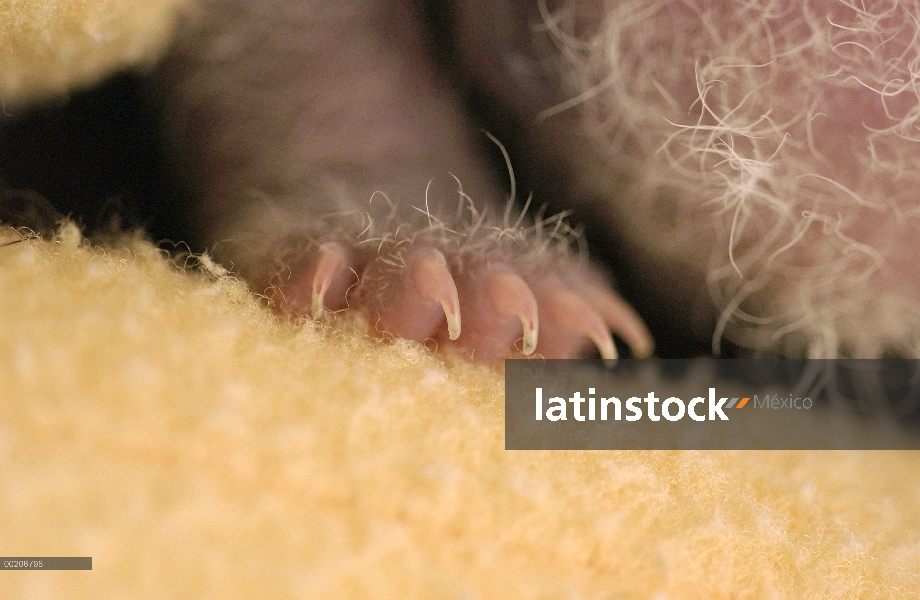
xmin=542 ymin=286 xmax=618 ymax=361
xmin=483 ymin=268 xmax=539 ymax=355
xmin=411 ymin=249 xmax=461 ymax=340
xmin=581 ymin=282 xmax=654 ymax=358
xmin=311 ymin=242 xmax=349 ymax=320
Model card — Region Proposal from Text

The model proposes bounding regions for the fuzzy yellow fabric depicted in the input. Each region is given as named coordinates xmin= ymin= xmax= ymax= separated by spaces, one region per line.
xmin=2 ymin=224 xmax=919 ymax=598
xmin=0 ymin=0 xmax=188 ymax=106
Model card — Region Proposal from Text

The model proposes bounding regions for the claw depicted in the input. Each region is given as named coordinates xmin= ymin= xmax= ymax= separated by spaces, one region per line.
xmin=542 ymin=286 xmax=618 ymax=361
xmin=311 ymin=242 xmax=349 ymax=320
xmin=581 ymin=282 xmax=654 ymax=358
xmin=411 ymin=249 xmax=461 ymax=340
xmin=483 ymin=268 xmax=539 ymax=355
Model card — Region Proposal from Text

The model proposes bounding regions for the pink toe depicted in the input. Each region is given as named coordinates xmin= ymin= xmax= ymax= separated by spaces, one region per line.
xmin=534 ymin=281 xmax=617 ymax=360
xmin=311 ymin=242 xmax=354 ymax=318
xmin=374 ymin=247 xmax=460 ymax=343
xmin=451 ymin=265 xmax=539 ymax=362
xmin=279 ymin=241 xmax=356 ymax=318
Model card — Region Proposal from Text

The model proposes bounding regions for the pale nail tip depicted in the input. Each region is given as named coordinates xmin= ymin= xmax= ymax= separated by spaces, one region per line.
xmin=445 ymin=309 xmax=461 ymax=341
xmin=522 ymin=329 xmax=538 ymax=356
xmin=634 ymin=342 xmax=654 ymax=359
xmin=624 ymin=331 xmax=654 ymax=358
xmin=311 ymin=280 xmax=326 ymax=320
xmin=311 ymin=295 xmax=325 ymax=321
xmin=597 ymin=338 xmax=618 ymax=361
xmin=517 ymin=313 xmax=538 ymax=355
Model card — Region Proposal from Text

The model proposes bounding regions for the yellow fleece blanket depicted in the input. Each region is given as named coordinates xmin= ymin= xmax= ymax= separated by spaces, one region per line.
xmin=2 ymin=225 xmax=918 ymax=598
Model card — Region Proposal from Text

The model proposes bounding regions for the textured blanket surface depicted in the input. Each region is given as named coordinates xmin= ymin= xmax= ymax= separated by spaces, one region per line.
xmin=2 ymin=224 xmax=919 ymax=598
xmin=0 ymin=0 xmax=187 ymax=105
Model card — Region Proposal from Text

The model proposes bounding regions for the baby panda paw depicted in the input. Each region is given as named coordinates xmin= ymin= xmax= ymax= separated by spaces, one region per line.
xmin=261 ymin=208 xmax=653 ymax=363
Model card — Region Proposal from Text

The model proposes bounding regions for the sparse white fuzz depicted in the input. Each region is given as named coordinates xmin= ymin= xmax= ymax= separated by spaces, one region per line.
xmin=545 ymin=0 xmax=920 ymax=357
